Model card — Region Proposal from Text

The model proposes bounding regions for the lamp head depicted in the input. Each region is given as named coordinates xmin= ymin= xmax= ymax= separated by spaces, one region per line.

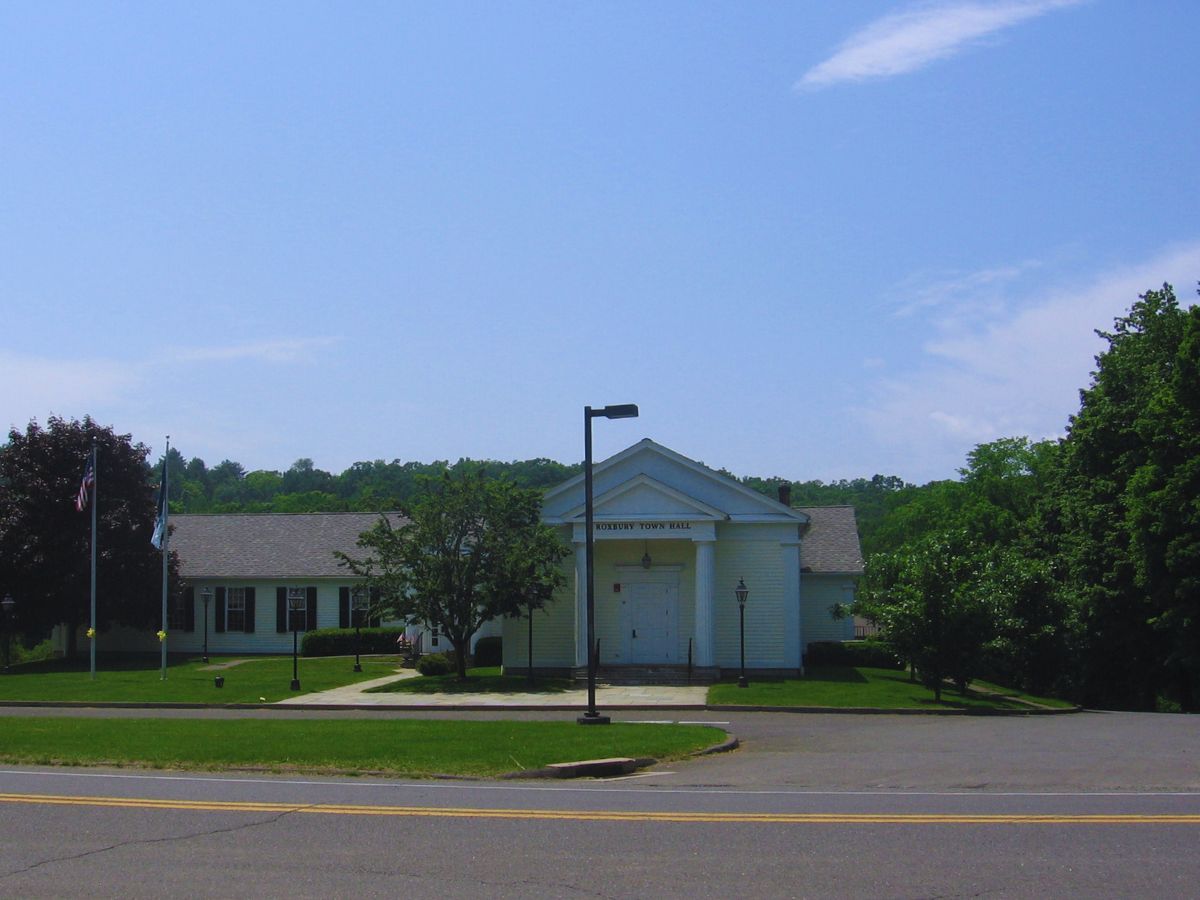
xmin=735 ymin=578 xmax=748 ymax=607
xmin=593 ymin=403 xmax=639 ymax=420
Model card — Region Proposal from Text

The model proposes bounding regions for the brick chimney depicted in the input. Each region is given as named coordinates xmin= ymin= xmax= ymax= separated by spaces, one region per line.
xmin=777 ymin=482 xmax=792 ymax=507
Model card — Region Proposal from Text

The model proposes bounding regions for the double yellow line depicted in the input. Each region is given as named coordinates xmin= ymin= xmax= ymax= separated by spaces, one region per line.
xmin=1 ymin=793 xmax=1198 ymax=825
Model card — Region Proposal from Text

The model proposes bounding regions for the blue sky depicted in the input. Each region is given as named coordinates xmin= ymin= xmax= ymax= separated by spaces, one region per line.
xmin=2 ymin=1 xmax=1197 ymax=484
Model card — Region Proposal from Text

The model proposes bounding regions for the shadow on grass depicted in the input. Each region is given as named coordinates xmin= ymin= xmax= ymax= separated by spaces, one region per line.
xmin=369 ymin=671 xmax=574 ymax=696
xmin=803 ymin=666 xmax=870 ymax=684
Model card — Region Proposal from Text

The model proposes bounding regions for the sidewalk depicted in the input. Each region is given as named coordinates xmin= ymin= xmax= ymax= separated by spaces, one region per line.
xmin=274 ymin=669 xmax=709 ymax=708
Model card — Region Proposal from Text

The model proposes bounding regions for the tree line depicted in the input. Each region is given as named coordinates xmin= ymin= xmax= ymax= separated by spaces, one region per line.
xmin=848 ymin=285 xmax=1200 ymax=712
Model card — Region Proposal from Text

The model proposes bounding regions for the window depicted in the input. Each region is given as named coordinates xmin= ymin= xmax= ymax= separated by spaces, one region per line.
xmin=351 ymin=588 xmax=369 ymax=628
xmin=167 ymin=594 xmax=188 ymax=631
xmin=227 ymin=588 xmax=246 ymax=631
xmin=287 ymin=587 xmax=307 ymax=631
xmin=431 ymin=626 xmax=439 ymax=648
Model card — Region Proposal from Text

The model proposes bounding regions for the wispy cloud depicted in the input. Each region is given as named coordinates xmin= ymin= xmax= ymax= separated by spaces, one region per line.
xmin=170 ymin=337 xmax=342 ymax=364
xmin=855 ymin=241 xmax=1200 ymax=482
xmin=0 ymin=353 xmax=140 ymax=432
xmin=797 ymin=0 xmax=1085 ymax=91
xmin=890 ymin=259 xmax=1043 ymax=319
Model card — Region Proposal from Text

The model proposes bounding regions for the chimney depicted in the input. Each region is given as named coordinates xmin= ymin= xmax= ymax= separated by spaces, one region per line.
xmin=777 ymin=482 xmax=792 ymax=507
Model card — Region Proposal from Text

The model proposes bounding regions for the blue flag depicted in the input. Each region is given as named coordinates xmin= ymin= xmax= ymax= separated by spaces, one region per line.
xmin=150 ymin=458 xmax=167 ymax=550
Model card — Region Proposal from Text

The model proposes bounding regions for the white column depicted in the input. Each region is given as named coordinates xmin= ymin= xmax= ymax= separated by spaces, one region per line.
xmin=782 ymin=540 xmax=802 ymax=673
xmin=693 ymin=539 xmax=716 ymax=667
xmin=574 ymin=541 xmax=589 ymax=667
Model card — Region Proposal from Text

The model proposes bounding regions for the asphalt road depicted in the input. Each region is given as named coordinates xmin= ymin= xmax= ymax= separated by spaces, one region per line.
xmin=1 ymin=708 xmax=1197 ymax=897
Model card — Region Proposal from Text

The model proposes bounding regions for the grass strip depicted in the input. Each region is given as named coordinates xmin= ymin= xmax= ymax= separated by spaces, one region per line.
xmin=0 ymin=717 xmax=722 ymax=778
xmin=708 ymin=666 xmax=1036 ymax=710
xmin=0 ymin=655 xmax=405 ymax=704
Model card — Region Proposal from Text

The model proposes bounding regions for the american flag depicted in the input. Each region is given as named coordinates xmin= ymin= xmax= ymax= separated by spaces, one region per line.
xmin=75 ymin=457 xmax=95 ymax=512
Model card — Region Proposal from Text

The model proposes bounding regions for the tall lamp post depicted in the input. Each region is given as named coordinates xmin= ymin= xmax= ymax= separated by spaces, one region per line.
xmin=289 ymin=591 xmax=305 ymax=691
xmin=735 ymin=578 xmax=749 ymax=688
xmin=351 ymin=586 xmax=365 ymax=673
xmin=1 ymin=594 xmax=15 ymax=674
xmin=578 ymin=403 xmax=639 ymax=726
xmin=200 ymin=587 xmax=212 ymax=664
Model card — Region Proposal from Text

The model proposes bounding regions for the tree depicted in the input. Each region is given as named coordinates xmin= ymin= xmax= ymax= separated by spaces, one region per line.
xmin=1054 ymin=284 xmax=1200 ymax=709
xmin=857 ymin=531 xmax=996 ymax=701
xmin=0 ymin=417 xmax=175 ymax=656
xmin=338 ymin=472 xmax=568 ymax=678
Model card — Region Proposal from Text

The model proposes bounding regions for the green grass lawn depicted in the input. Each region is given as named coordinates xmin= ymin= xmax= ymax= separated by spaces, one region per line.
xmin=0 ymin=654 xmax=405 ymax=704
xmin=368 ymin=666 xmax=574 ymax=695
xmin=0 ymin=717 xmax=723 ymax=778
xmin=707 ymin=666 xmax=1056 ymax=711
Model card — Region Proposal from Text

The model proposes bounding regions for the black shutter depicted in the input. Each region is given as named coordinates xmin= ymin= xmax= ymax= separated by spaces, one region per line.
xmin=184 ymin=587 xmax=195 ymax=632
xmin=244 ymin=587 xmax=256 ymax=633
xmin=339 ymin=587 xmax=350 ymax=629
xmin=215 ymin=587 xmax=226 ymax=633
xmin=276 ymin=587 xmax=287 ymax=633
xmin=369 ymin=586 xmax=382 ymax=627
xmin=306 ymin=586 xmax=318 ymax=631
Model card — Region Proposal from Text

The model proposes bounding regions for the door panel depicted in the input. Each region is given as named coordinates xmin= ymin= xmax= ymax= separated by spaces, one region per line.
xmin=629 ymin=582 xmax=677 ymax=663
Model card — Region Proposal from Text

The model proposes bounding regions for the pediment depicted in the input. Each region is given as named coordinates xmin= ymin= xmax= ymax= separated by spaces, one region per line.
xmin=559 ymin=474 xmax=726 ymax=522
xmin=542 ymin=438 xmax=809 ymax=525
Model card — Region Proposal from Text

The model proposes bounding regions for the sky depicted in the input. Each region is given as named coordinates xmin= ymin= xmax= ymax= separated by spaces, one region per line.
xmin=2 ymin=1 xmax=1197 ymax=485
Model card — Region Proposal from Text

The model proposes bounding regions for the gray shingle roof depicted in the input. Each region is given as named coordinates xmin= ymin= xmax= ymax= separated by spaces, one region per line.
xmin=170 ymin=513 xmax=401 ymax=580
xmin=796 ymin=506 xmax=865 ymax=574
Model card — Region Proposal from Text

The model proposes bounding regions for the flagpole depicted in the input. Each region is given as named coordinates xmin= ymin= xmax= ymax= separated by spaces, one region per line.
xmin=160 ymin=436 xmax=169 ymax=681
xmin=89 ymin=439 xmax=97 ymax=681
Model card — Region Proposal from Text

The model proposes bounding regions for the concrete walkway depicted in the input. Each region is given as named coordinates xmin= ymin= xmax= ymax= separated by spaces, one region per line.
xmin=275 ymin=669 xmax=709 ymax=708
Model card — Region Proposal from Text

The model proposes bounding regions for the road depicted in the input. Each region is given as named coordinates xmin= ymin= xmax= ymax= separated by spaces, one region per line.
xmin=1 ymin=708 xmax=1197 ymax=897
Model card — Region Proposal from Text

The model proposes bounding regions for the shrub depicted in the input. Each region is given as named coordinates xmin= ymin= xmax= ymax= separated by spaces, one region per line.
xmin=473 ymin=636 xmax=502 ymax=667
xmin=301 ymin=627 xmax=407 ymax=657
xmin=806 ymin=639 xmax=903 ymax=670
xmin=416 ymin=652 xmax=455 ymax=676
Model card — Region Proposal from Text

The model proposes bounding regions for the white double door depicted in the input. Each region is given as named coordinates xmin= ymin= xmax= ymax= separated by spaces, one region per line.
xmin=624 ymin=580 xmax=679 ymax=664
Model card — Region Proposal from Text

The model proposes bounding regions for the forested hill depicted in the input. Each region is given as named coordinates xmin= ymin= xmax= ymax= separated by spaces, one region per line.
xmin=163 ymin=450 xmax=913 ymax=552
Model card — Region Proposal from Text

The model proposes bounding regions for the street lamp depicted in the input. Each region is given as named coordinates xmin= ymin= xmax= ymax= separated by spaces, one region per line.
xmin=288 ymin=590 xmax=305 ymax=690
xmin=735 ymin=578 xmax=749 ymax=688
xmin=351 ymin=586 xmax=365 ymax=673
xmin=579 ymin=403 xmax=639 ymax=726
xmin=200 ymin=586 xmax=213 ymax=664
xmin=1 ymin=594 xmax=15 ymax=674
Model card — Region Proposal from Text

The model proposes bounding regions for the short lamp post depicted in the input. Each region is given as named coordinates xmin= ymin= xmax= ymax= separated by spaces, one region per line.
xmin=1 ymin=594 xmax=15 ymax=674
xmin=735 ymin=578 xmax=749 ymax=688
xmin=579 ymin=403 xmax=639 ymax=726
xmin=351 ymin=586 xmax=365 ymax=673
xmin=288 ymin=592 xmax=305 ymax=691
xmin=200 ymin=586 xmax=213 ymax=664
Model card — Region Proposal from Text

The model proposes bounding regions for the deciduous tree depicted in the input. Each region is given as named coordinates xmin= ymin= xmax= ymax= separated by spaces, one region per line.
xmin=338 ymin=472 xmax=568 ymax=678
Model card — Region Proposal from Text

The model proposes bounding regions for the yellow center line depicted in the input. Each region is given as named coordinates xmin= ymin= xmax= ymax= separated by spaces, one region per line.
xmin=0 ymin=793 xmax=1198 ymax=824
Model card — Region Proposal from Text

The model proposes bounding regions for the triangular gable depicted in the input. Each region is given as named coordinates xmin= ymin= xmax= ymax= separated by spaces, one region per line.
xmin=542 ymin=438 xmax=809 ymax=524
xmin=556 ymin=474 xmax=727 ymax=522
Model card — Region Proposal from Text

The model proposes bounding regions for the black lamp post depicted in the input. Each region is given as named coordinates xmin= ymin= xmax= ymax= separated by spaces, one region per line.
xmin=735 ymin=578 xmax=749 ymax=688
xmin=289 ymin=591 xmax=305 ymax=690
xmin=352 ymin=586 xmax=365 ymax=673
xmin=578 ymin=403 xmax=639 ymax=725
xmin=200 ymin=586 xmax=212 ymax=664
xmin=1 ymin=594 xmax=15 ymax=674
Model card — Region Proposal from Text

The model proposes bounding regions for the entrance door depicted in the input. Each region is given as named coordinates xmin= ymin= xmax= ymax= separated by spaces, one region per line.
xmin=629 ymin=582 xmax=677 ymax=664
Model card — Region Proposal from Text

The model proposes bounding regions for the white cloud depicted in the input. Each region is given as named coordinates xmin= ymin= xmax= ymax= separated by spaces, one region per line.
xmin=169 ymin=337 xmax=341 ymax=364
xmin=797 ymin=0 xmax=1085 ymax=90
xmin=856 ymin=241 xmax=1200 ymax=482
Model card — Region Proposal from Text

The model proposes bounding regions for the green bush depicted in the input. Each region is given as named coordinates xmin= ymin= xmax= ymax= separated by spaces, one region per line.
xmin=473 ymin=636 xmax=502 ymax=667
xmin=301 ymin=627 xmax=407 ymax=657
xmin=805 ymin=639 xmax=904 ymax=670
xmin=416 ymin=653 xmax=455 ymax=676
